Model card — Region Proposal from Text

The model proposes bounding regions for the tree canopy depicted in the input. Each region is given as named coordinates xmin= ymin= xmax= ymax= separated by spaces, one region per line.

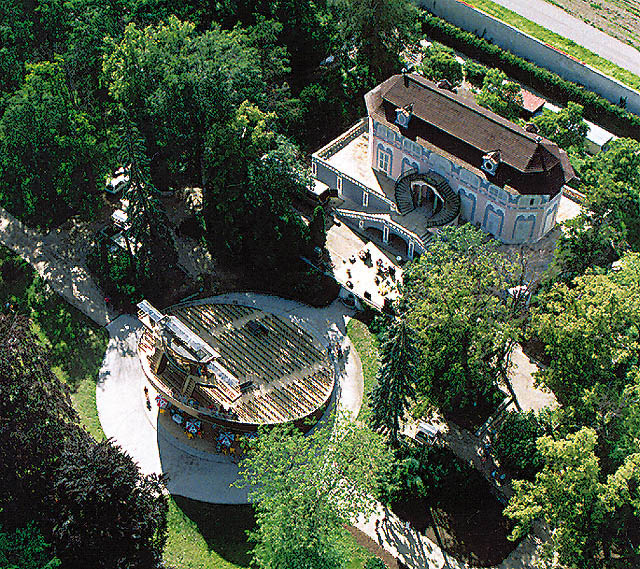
xmin=506 ymin=428 xmax=640 ymax=568
xmin=419 ymin=42 xmax=463 ymax=86
xmin=476 ymin=68 xmax=523 ymax=121
xmin=402 ymin=225 xmax=523 ymax=417
xmin=0 ymin=313 xmax=168 ymax=566
xmin=237 ymin=413 xmax=391 ymax=569
xmin=369 ymin=318 xmax=419 ymax=445
xmin=532 ymin=102 xmax=588 ymax=152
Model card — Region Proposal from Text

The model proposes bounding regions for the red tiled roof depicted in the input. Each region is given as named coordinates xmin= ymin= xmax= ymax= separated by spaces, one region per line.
xmin=520 ymin=88 xmax=546 ymax=114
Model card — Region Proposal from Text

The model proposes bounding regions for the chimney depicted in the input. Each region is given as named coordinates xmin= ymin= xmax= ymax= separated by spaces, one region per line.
xmin=402 ymin=67 xmax=409 ymax=87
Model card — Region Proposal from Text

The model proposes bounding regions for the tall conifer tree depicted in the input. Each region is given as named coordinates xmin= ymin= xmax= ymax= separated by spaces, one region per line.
xmin=369 ymin=319 xmax=419 ymax=445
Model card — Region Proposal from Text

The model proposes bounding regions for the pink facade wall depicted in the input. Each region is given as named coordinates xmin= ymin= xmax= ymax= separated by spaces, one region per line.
xmin=369 ymin=118 xmax=561 ymax=244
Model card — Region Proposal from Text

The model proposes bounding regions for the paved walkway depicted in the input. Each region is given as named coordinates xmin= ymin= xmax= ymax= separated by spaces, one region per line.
xmin=0 ymin=206 xmax=114 ymax=326
xmin=96 ymin=294 xmax=364 ymax=504
xmin=355 ymin=503 xmax=541 ymax=569
xmin=488 ymin=0 xmax=640 ymax=77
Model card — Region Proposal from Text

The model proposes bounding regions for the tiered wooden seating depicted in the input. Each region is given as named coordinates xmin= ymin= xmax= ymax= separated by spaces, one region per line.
xmin=142 ymin=302 xmax=335 ymax=425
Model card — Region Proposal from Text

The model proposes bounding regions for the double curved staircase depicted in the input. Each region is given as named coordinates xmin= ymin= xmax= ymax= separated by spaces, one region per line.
xmin=394 ymin=168 xmax=461 ymax=239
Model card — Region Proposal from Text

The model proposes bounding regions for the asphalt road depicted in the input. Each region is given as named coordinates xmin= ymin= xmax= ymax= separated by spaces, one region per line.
xmin=489 ymin=0 xmax=640 ymax=77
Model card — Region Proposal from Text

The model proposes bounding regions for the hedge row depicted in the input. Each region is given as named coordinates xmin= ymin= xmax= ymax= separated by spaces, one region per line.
xmin=421 ymin=12 xmax=640 ymax=140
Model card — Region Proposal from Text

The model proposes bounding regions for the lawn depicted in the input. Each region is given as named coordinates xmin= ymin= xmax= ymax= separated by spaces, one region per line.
xmin=462 ymin=0 xmax=640 ymax=91
xmin=0 ymin=247 xmax=108 ymax=438
xmin=165 ymin=497 xmax=372 ymax=569
xmin=346 ymin=317 xmax=381 ymax=422
xmin=1 ymin=246 xmax=378 ymax=569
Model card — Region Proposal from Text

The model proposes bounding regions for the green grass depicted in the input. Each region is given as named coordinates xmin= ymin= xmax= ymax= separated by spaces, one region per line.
xmin=164 ymin=498 xmax=254 ymax=569
xmin=0 ymin=246 xmax=375 ymax=569
xmin=0 ymin=246 xmax=108 ymax=438
xmin=462 ymin=0 xmax=640 ymax=91
xmin=347 ymin=318 xmax=381 ymax=422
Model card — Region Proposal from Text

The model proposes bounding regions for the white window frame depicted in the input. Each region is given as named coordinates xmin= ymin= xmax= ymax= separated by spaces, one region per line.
xmin=377 ymin=148 xmax=391 ymax=175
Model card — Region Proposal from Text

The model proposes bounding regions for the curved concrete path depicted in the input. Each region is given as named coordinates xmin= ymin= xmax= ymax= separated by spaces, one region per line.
xmin=96 ymin=294 xmax=363 ymax=504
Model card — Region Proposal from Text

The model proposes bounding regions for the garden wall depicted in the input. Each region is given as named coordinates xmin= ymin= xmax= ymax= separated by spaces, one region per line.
xmin=420 ymin=0 xmax=640 ymax=117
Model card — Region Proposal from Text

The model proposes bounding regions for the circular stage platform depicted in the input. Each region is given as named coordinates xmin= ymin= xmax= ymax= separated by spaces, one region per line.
xmin=137 ymin=299 xmax=335 ymax=431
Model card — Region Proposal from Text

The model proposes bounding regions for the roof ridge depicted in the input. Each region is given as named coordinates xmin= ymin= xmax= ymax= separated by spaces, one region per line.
xmin=403 ymin=73 xmax=541 ymax=147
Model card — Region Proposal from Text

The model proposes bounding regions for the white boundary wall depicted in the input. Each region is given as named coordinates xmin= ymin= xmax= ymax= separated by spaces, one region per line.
xmin=420 ymin=0 xmax=640 ymax=117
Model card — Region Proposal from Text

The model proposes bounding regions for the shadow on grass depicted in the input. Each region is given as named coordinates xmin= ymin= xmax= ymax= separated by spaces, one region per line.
xmin=171 ymin=496 xmax=255 ymax=568
xmin=0 ymin=247 xmax=108 ymax=391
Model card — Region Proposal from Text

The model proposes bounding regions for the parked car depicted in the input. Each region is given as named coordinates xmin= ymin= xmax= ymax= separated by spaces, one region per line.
xmin=415 ymin=422 xmax=439 ymax=445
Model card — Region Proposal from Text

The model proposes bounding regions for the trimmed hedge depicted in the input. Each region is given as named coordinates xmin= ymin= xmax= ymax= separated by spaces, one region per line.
xmin=463 ymin=60 xmax=488 ymax=88
xmin=421 ymin=12 xmax=640 ymax=140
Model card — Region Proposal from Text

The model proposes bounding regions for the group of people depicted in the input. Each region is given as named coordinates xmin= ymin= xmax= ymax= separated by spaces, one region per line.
xmin=328 ymin=341 xmax=344 ymax=360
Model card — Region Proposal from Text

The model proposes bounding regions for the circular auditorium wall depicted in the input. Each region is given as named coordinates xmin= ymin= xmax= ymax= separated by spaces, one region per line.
xmin=137 ymin=299 xmax=335 ymax=432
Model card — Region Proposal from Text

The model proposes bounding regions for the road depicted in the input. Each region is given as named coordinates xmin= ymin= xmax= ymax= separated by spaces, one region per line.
xmin=488 ymin=0 xmax=640 ymax=77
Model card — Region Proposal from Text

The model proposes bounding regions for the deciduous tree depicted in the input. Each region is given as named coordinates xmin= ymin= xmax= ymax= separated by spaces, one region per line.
xmin=0 ymin=60 xmax=103 ymax=227
xmin=402 ymin=225 xmax=523 ymax=416
xmin=237 ymin=412 xmax=391 ymax=569
xmin=532 ymin=253 xmax=640 ymax=409
xmin=51 ymin=431 xmax=168 ymax=569
xmin=330 ymin=0 xmax=417 ymax=85
xmin=476 ymin=68 xmax=523 ymax=121
xmin=532 ymin=102 xmax=588 ymax=152
xmin=0 ymin=314 xmax=78 ymax=528
xmin=419 ymin=42 xmax=462 ymax=86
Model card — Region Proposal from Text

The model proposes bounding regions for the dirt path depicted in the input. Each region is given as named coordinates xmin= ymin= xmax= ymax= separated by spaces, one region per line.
xmin=0 ymin=207 xmax=114 ymax=326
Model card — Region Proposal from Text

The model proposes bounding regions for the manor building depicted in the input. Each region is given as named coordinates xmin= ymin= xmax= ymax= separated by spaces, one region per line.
xmin=312 ymin=72 xmax=575 ymax=258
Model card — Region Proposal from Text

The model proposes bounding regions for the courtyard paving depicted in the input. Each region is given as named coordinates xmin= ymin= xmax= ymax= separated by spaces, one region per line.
xmin=95 ymin=294 xmax=364 ymax=504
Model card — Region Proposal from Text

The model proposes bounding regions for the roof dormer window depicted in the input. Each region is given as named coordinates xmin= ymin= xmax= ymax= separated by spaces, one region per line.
xmin=395 ymin=104 xmax=413 ymax=129
xmin=482 ymin=150 xmax=501 ymax=176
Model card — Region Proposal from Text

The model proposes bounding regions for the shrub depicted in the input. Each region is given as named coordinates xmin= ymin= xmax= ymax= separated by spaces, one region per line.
xmin=420 ymin=42 xmax=463 ymax=86
xmin=420 ymin=12 xmax=640 ymax=139
xmin=464 ymin=60 xmax=488 ymax=87
xmin=365 ymin=557 xmax=387 ymax=569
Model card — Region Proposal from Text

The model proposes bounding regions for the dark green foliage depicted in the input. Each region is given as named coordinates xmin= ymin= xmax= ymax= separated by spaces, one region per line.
xmin=0 ymin=61 xmax=104 ymax=228
xmin=419 ymin=42 xmax=463 ymax=86
xmin=493 ymin=411 xmax=548 ymax=480
xmin=364 ymin=557 xmax=386 ymax=569
xmin=299 ymin=78 xmax=349 ymax=146
xmin=331 ymin=0 xmax=418 ymax=85
xmin=420 ymin=12 xmax=640 ymax=139
xmin=403 ymin=226 xmax=521 ymax=421
xmin=0 ymin=523 xmax=60 ymax=569
xmin=476 ymin=68 xmax=522 ymax=121
xmin=309 ymin=205 xmax=327 ymax=250
xmin=0 ymin=313 xmax=168 ymax=566
xmin=369 ymin=319 xmax=419 ymax=445
xmin=463 ymin=60 xmax=488 ymax=87
xmin=203 ymin=104 xmax=311 ymax=270
xmin=382 ymin=445 xmax=478 ymax=509
xmin=548 ymin=138 xmax=640 ymax=282
xmin=0 ymin=314 xmax=78 ymax=528
xmin=531 ymin=102 xmax=588 ymax=151
xmin=51 ymin=431 xmax=168 ymax=569
xmin=86 ymin=245 xmax=144 ymax=304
